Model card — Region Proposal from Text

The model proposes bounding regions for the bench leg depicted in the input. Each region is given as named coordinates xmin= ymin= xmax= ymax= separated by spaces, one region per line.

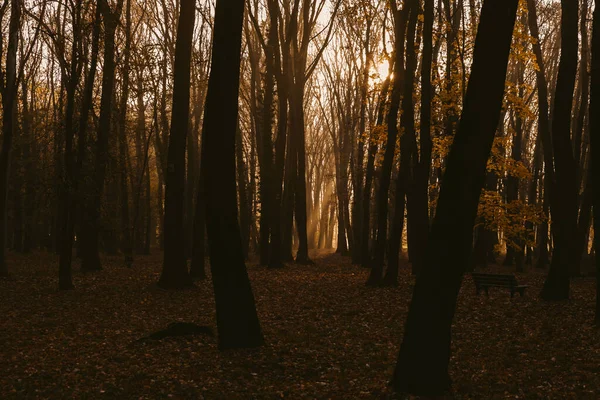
xmin=518 ymin=288 xmax=525 ymax=297
xmin=484 ymin=287 xmax=489 ymax=296
xmin=510 ymin=290 xmax=515 ymax=298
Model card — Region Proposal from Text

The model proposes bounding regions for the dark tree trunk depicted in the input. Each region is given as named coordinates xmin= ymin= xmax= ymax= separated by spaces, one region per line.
xmin=158 ymin=0 xmax=195 ymax=289
xmin=201 ymin=0 xmax=263 ymax=350
xmin=0 ymin=0 xmax=20 ymax=277
xmin=386 ymin=0 xmax=419 ymax=286
xmin=367 ymin=4 xmax=407 ymax=286
xmin=57 ymin=0 xmax=82 ymax=289
xmin=268 ymin=8 xmax=287 ymax=268
xmin=81 ymin=0 xmax=123 ymax=272
xmin=117 ymin=0 xmax=133 ymax=267
xmin=541 ymin=0 xmax=579 ymax=301
xmin=392 ymin=0 xmax=518 ymax=394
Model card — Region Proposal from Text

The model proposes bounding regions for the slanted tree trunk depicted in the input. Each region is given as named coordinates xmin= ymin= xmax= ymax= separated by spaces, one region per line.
xmin=190 ymin=171 xmax=206 ymax=280
xmin=527 ymin=0 xmax=553 ymax=269
xmin=541 ymin=0 xmax=579 ymax=301
xmin=117 ymin=0 xmax=133 ymax=267
xmin=57 ymin=0 xmax=82 ymax=288
xmin=157 ymin=0 xmax=195 ymax=289
xmin=361 ymin=74 xmax=391 ymax=268
xmin=392 ymin=0 xmax=518 ymax=394
xmin=201 ymin=0 xmax=263 ymax=350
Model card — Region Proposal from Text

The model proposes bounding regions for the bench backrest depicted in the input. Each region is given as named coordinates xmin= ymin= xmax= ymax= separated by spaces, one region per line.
xmin=471 ymin=273 xmax=517 ymax=287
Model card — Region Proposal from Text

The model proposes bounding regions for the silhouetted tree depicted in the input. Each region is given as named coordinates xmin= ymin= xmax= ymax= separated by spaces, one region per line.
xmin=158 ymin=0 xmax=195 ymax=289
xmin=541 ymin=0 xmax=579 ymax=301
xmin=391 ymin=0 xmax=519 ymax=395
xmin=200 ymin=0 xmax=264 ymax=349
xmin=367 ymin=0 xmax=407 ymax=286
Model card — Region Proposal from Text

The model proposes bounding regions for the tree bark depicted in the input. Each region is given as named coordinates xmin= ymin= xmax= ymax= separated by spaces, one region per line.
xmin=201 ymin=0 xmax=264 ymax=350
xmin=0 ymin=0 xmax=20 ymax=277
xmin=80 ymin=0 xmax=123 ymax=272
xmin=158 ymin=0 xmax=195 ymax=289
xmin=392 ymin=0 xmax=518 ymax=394
xmin=541 ymin=0 xmax=579 ymax=301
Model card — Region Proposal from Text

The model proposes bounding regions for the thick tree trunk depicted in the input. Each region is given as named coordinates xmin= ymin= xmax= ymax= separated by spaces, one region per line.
xmin=57 ymin=0 xmax=82 ymax=288
xmin=392 ymin=0 xmax=518 ymax=394
xmin=81 ymin=0 xmax=123 ymax=272
xmin=201 ymin=0 xmax=263 ymax=350
xmin=158 ymin=0 xmax=195 ymax=289
xmin=527 ymin=0 xmax=554 ymax=270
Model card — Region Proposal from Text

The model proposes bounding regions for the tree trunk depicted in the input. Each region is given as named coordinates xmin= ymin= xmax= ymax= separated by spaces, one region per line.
xmin=81 ymin=0 xmax=123 ymax=272
xmin=367 ymin=4 xmax=407 ymax=286
xmin=158 ymin=0 xmax=195 ymax=289
xmin=0 ymin=0 xmax=20 ymax=277
xmin=541 ymin=0 xmax=578 ymax=301
xmin=386 ymin=0 xmax=419 ymax=285
xmin=392 ymin=0 xmax=518 ymax=394
xmin=201 ymin=0 xmax=263 ymax=350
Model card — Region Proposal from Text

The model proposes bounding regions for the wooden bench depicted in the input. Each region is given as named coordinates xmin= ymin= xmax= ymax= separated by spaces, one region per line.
xmin=471 ymin=273 xmax=528 ymax=298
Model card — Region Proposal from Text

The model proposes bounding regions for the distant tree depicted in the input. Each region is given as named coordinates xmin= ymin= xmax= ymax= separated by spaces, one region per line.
xmin=200 ymin=0 xmax=264 ymax=349
xmin=367 ymin=0 xmax=408 ymax=286
xmin=391 ymin=0 xmax=519 ymax=395
xmin=157 ymin=0 xmax=196 ymax=289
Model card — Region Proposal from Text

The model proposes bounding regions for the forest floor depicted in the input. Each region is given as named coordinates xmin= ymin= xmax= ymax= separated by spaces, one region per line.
xmin=1 ymin=250 xmax=599 ymax=399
